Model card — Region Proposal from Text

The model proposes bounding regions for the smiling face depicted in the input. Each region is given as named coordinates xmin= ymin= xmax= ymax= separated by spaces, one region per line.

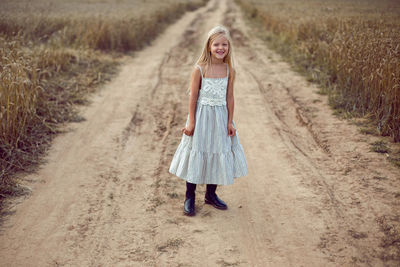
xmin=209 ymin=34 xmax=229 ymax=61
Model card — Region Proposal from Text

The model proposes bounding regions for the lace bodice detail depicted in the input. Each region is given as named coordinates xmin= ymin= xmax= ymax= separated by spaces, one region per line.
xmin=196 ymin=64 xmax=229 ymax=106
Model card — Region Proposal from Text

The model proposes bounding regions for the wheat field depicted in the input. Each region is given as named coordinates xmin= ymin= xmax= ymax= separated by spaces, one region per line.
xmin=236 ymin=0 xmax=400 ymax=143
xmin=0 ymin=0 xmax=207 ymax=200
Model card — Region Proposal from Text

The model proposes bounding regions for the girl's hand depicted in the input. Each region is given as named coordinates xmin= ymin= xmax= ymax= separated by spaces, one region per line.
xmin=228 ymin=123 xmax=236 ymax=136
xmin=181 ymin=121 xmax=195 ymax=136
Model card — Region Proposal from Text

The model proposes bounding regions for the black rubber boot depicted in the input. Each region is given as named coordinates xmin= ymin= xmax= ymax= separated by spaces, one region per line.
xmin=205 ymin=184 xmax=227 ymax=210
xmin=186 ymin=182 xmax=196 ymax=199
xmin=184 ymin=182 xmax=196 ymax=216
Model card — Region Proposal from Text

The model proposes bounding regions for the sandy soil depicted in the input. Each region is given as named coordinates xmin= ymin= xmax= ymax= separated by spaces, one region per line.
xmin=1 ymin=0 xmax=399 ymax=266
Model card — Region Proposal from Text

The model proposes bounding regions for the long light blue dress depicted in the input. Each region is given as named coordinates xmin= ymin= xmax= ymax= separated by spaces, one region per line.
xmin=169 ymin=63 xmax=248 ymax=185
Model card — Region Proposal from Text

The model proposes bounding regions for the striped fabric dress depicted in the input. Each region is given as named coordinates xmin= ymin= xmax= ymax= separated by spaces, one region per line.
xmin=169 ymin=63 xmax=248 ymax=185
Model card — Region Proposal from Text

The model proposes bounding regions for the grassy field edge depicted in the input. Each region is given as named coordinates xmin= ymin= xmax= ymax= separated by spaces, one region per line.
xmin=0 ymin=0 xmax=208 ymax=208
xmin=235 ymin=0 xmax=400 ymax=168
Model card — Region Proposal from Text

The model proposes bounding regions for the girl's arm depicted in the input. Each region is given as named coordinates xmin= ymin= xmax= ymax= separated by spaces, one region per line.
xmin=227 ymin=68 xmax=236 ymax=136
xmin=181 ymin=66 xmax=201 ymax=136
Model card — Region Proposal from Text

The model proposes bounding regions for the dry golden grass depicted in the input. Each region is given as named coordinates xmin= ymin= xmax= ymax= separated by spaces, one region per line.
xmin=0 ymin=0 xmax=207 ymax=203
xmin=0 ymin=36 xmax=119 ymax=198
xmin=236 ymin=0 xmax=400 ymax=142
xmin=0 ymin=0 xmax=204 ymax=51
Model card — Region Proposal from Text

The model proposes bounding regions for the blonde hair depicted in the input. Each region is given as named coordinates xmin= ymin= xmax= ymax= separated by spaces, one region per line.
xmin=187 ymin=25 xmax=236 ymax=94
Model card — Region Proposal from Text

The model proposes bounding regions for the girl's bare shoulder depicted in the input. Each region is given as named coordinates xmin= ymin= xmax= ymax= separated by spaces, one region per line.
xmin=191 ymin=65 xmax=202 ymax=79
xmin=196 ymin=63 xmax=207 ymax=70
xmin=229 ymin=66 xmax=236 ymax=77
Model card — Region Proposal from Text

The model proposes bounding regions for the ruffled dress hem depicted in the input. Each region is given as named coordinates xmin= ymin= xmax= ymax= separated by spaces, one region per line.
xmin=169 ymin=141 xmax=248 ymax=185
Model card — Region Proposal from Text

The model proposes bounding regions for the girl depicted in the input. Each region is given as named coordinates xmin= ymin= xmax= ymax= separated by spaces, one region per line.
xmin=169 ymin=25 xmax=248 ymax=216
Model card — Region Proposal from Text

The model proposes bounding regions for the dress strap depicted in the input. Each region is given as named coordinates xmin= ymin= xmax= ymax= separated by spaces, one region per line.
xmin=226 ymin=63 xmax=229 ymax=78
xmin=196 ymin=64 xmax=203 ymax=78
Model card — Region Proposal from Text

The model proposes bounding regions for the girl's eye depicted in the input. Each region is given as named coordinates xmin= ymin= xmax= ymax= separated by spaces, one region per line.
xmin=213 ymin=43 xmax=228 ymax=47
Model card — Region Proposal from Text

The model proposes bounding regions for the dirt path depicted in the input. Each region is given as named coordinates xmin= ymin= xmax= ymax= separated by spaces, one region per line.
xmin=1 ymin=0 xmax=399 ymax=266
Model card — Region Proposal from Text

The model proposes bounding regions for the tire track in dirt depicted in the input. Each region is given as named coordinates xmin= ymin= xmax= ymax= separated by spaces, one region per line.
xmin=224 ymin=1 xmax=400 ymax=266
xmin=68 ymin=3 xmax=225 ymax=265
